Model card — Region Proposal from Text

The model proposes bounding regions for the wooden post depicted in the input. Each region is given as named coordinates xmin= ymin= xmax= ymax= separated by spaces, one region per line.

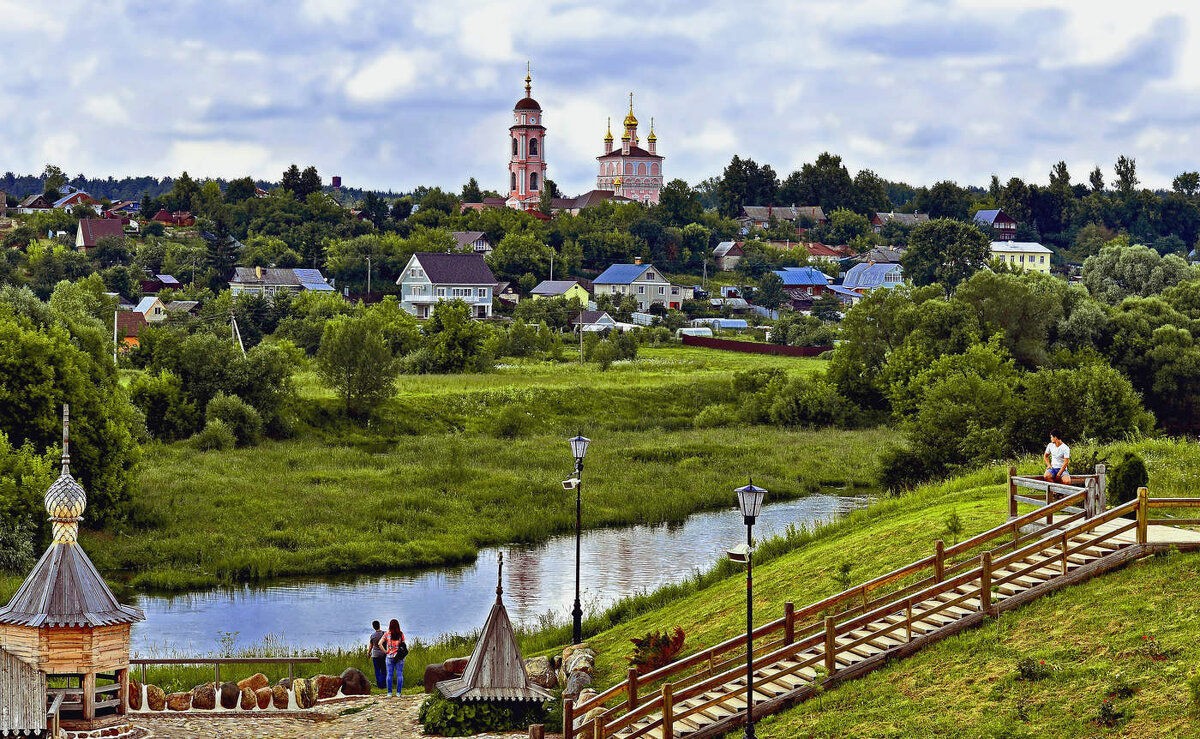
xmin=1085 ymin=478 xmax=1100 ymax=519
xmin=784 ymin=602 xmax=795 ymax=646
xmin=1059 ymin=531 xmax=1068 ymax=576
xmin=1096 ymin=463 xmax=1107 ymax=510
xmin=1046 ymin=482 xmax=1054 ymax=525
xmin=83 ymin=672 xmax=96 ymax=721
xmin=980 ymin=552 xmax=992 ymax=614
xmin=627 ymin=667 xmax=639 ymax=711
xmin=1007 ymin=466 xmax=1017 ymax=518
xmin=934 ymin=540 xmax=945 ymax=582
xmin=593 ymin=717 xmax=604 ymax=739
xmin=528 ymin=725 xmax=545 ymax=739
xmin=563 ymin=698 xmax=575 ymax=739
xmin=905 ymin=600 xmax=913 ymax=642
xmin=661 ymin=682 xmax=674 ymax=739
xmin=118 ymin=667 xmax=129 ymax=715
xmin=1137 ymin=487 xmax=1149 ymax=545
xmin=215 ymin=663 xmax=221 ymax=683
xmin=824 ymin=616 xmax=837 ymax=675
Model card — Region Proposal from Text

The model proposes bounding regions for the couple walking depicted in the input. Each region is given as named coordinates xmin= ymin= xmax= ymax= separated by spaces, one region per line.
xmin=368 ymin=619 xmax=408 ymax=697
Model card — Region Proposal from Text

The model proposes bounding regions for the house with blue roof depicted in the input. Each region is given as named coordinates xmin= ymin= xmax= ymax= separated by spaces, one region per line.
xmin=772 ymin=266 xmax=833 ymax=295
xmin=842 ymin=262 xmax=904 ymax=293
xmin=593 ymin=262 xmax=691 ymax=311
xmin=973 ymin=208 xmax=1017 ymax=241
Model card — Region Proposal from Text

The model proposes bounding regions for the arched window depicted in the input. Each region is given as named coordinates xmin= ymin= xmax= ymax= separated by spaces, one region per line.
xmin=626 ymin=162 xmax=633 ymax=174
xmin=529 ymin=138 xmax=539 ymax=155
xmin=652 ymin=163 xmax=659 ymax=175
xmin=511 ymin=172 xmax=516 ymax=192
xmin=638 ymin=162 xmax=647 ymax=175
xmin=512 ymin=138 xmax=518 ymax=156
xmin=530 ymin=172 xmax=539 ymax=191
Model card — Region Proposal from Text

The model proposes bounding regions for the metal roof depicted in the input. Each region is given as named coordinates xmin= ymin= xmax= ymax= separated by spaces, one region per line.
xmin=412 ymin=253 xmax=497 ymax=286
xmin=594 ymin=263 xmax=654 ymax=284
xmin=294 ymin=268 xmax=335 ymax=291
xmin=842 ymin=262 xmax=903 ymax=290
xmin=531 ymin=280 xmax=583 ymax=296
xmin=772 ymin=267 xmax=832 ymax=287
xmin=0 ymin=542 xmax=144 ymax=628
xmin=990 ymin=241 xmax=1053 ymax=254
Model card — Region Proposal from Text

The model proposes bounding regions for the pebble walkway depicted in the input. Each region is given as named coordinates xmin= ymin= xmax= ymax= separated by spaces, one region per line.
xmin=127 ymin=695 xmax=554 ymax=738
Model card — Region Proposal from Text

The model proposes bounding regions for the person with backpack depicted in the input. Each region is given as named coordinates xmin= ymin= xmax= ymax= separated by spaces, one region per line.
xmin=376 ymin=618 xmax=408 ymax=697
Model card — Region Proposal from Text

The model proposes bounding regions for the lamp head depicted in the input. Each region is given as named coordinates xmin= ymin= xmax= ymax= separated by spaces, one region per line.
xmin=569 ymin=434 xmax=591 ymax=462
xmin=735 ymin=477 xmax=767 ymax=524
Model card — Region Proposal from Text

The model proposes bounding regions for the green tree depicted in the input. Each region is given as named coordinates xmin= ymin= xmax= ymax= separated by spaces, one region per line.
xmin=1173 ymin=171 xmax=1200 ymax=197
xmin=1089 ymin=166 xmax=1105 ymax=193
xmin=280 ymin=164 xmax=302 ymax=194
xmin=824 ymin=208 xmax=872 ymax=245
xmin=657 ymin=179 xmax=704 ymax=226
xmin=486 ymin=233 xmax=553 ymax=283
xmin=225 ymin=176 xmax=258 ymax=202
xmin=1113 ymin=155 xmax=1139 ymax=195
xmin=421 ymin=300 xmax=491 ymax=373
xmin=756 ymin=271 xmax=785 ymax=310
xmin=1082 ymin=241 xmax=1195 ymax=304
xmin=41 ymin=164 xmax=67 ymax=197
xmin=461 ymin=177 xmax=483 ymax=203
xmin=316 ymin=313 xmax=398 ymax=418
xmin=298 ymin=166 xmax=323 ymax=198
xmin=902 ymin=218 xmax=991 ymax=294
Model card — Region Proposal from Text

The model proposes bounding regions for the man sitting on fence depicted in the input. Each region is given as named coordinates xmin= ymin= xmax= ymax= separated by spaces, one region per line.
xmin=1043 ymin=432 xmax=1071 ymax=485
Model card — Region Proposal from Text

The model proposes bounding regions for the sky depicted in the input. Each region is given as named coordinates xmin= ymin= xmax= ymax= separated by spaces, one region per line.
xmin=3 ymin=0 xmax=1200 ymax=196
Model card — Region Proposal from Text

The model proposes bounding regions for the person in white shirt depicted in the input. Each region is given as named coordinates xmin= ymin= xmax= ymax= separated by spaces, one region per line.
xmin=1043 ymin=432 xmax=1071 ymax=484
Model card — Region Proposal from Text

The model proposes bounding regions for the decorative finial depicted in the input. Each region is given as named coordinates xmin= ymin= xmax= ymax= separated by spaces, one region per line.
xmin=629 ymin=92 xmax=634 ymax=113
xmin=623 ymin=93 xmax=639 ymax=128
xmin=46 ymin=402 xmax=87 ymax=544
xmin=496 ymin=551 xmax=504 ymax=601
xmin=648 ymin=117 xmax=657 ymax=142
xmin=524 ymin=62 xmax=532 ymax=97
xmin=61 ymin=403 xmax=70 ymax=475
xmin=604 ymin=117 xmax=613 ymax=142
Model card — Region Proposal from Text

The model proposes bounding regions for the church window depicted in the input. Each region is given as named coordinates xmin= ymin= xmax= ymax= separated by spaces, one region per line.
xmin=652 ymin=163 xmax=660 ymax=175
xmin=626 ymin=162 xmax=632 ymax=174
xmin=512 ymin=138 xmax=518 ymax=156
xmin=638 ymin=162 xmax=647 ymax=175
xmin=530 ymin=138 xmax=539 ymax=155
xmin=511 ymin=173 xmax=516 ymax=191
xmin=530 ymin=172 xmax=539 ymax=190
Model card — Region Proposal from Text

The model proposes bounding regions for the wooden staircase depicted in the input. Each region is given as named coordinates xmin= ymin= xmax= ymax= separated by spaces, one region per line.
xmin=566 ymin=472 xmax=1200 ymax=739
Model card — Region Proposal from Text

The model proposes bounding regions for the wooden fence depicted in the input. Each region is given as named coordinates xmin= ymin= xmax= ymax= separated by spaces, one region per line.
xmin=680 ymin=335 xmax=831 ymax=357
xmin=0 ymin=647 xmax=46 ymax=736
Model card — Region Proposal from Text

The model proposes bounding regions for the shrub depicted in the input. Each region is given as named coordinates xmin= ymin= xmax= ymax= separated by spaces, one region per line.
xmin=694 ymin=404 xmax=734 ymax=429
xmin=205 ymin=393 xmax=263 ymax=447
xmin=418 ymin=693 xmax=547 ymax=737
xmin=488 ymin=406 xmax=532 ymax=439
xmin=192 ymin=418 xmax=236 ymax=451
xmin=590 ymin=340 xmax=619 ymax=370
xmin=767 ymin=376 xmax=857 ymax=428
xmin=0 ymin=516 xmax=35 ymax=574
xmin=1108 ymin=452 xmax=1149 ymax=506
xmin=628 ymin=627 xmax=686 ymax=676
xmin=878 ymin=445 xmax=939 ymax=493
xmin=1015 ymin=657 xmax=1053 ymax=681
xmin=1095 ymin=697 xmax=1126 ymax=728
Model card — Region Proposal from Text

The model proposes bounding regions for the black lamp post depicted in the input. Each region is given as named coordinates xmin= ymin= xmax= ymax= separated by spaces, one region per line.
xmin=568 ymin=434 xmax=591 ymax=644
xmin=734 ymin=478 xmax=766 ymax=739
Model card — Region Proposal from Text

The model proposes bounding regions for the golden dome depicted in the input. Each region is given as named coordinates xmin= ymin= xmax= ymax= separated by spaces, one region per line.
xmin=623 ymin=92 xmax=638 ymax=127
xmin=604 ymin=117 xmax=613 ymax=142
xmin=647 ymin=117 xmax=657 ymax=142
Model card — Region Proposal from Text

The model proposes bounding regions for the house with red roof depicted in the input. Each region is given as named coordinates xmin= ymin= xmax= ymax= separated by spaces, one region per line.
xmin=151 ymin=209 xmax=196 ymax=227
xmin=115 ymin=311 xmax=148 ymax=350
xmin=75 ymin=219 xmax=126 ymax=250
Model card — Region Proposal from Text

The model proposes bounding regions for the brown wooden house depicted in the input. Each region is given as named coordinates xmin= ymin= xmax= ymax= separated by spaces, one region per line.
xmin=0 ymin=406 xmax=144 ymax=730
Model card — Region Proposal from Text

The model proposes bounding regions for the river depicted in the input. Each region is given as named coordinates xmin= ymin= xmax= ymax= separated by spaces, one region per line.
xmin=130 ymin=493 xmax=870 ymax=655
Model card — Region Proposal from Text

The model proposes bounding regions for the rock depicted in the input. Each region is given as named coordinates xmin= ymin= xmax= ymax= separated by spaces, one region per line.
xmin=423 ymin=663 xmax=458 ymax=693
xmin=277 ymin=678 xmax=293 ymax=690
xmin=166 ymin=692 xmax=192 ymax=712
xmin=577 ymin=688 xmax=598 ymax=706
xmin=293 ymin=677 xmax=317 ymax=709
xmin=271 ymin=684 xmax=289 ymax=709
xmin=314 ymin=674 xmax=342 ymax=700
xmin=191 ymin=683 xmax=216 ymax=710
xmin=219 ymin=681 xmax=240 ymax=709
xmin=339 ymin=667 xmax=370 ymax=696
xmin=241 ymin=686 xmax=257 ymax=710
xmin=525 ymin=656 xmax=557 ymax=690
xmin=443 ymin=657 xmax=469 ymax=674
xmin=255 ymin=686 xmax=273 ymax=709
xmin=146 ymin=685 xmax=166 ymax=712
xmin=566 ymin=651 xmax=596 ymax=675
xmin=564 ymin=670 xmax=593 ymax=698
xmin=237 ymin=673 xmax=269 ymax=693
xmin=562 ymin=643 xmax=592 ymax=661
xmin=127 ymin=679 xmax=142 ymax=711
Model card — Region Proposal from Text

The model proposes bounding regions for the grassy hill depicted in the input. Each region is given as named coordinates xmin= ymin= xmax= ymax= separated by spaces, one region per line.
xmin=562 ymin=438 xmax=1200 ymax=737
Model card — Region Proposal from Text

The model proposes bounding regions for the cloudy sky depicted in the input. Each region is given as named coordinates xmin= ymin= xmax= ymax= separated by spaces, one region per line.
xmin=3 ymin=0 xmax=1200 ymax=196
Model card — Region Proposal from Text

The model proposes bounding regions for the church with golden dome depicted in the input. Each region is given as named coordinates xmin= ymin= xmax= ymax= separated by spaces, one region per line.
xmin=596 ymin=94 xmax=664 ymax=204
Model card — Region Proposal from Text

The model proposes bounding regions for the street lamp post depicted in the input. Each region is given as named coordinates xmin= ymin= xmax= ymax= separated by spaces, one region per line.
xmin=567 ymin=434 xmax=591 ymax=644
xmin=734 ymin=478 xmax=766 ymax=739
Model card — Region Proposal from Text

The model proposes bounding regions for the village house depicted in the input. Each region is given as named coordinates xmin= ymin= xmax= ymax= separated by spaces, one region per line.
xmin=802 ymin=242 xmax=851 ymax=265
xmin=165 ymin=300 xmax=200 ymax=316
xmin=713 ymin=241 xmax=744 ymax=271
xmin=51 ymin=185 xmax=96 ymax=211
xmin=593 ymin=262 xmax=690 ymax=311
xmin=139 ymin=274 xmax=182 ymax=293
xmin=451 ymin=231 xmax=494 ymax=255
xmin=871 ymin=212 xmax=929 ymax=233
xmin=531 ymin=280 xmax=589 ymax=306
xmin=151 ymin=209 xmax=196 ymax=227
xmin=494 ymin=281 xmax=520 ymax=306
xmin=842 ymin=262 xmax=904 ymax=293
xmin=990 ymin=241 xmax=1053 ymax=274
xmin=571 ymin=310 xmax=618 ymax=332
xmin=229 ymin=266 xmax=335 ymax=297
xmin=856 ymin=245 xmax=906 ymax=264
xmin=973 ymin=209 xmax=1018 ymax=241
xmin=737 ymin=205 xmax=827 ymax=232
xmin=773 ymin=266 xmax=834 ymax=296
xmin=133 ymin=296 xmax=167 ymax=323
xmin=16 ymin=193 xmax=51 ymax=213
xmin=115 ymin=311 xmax=148 ymax=350
xmin=75 ymin=218 xmax=125 ymax=250
xmin=396 ymin=252 xmax=497 ymax=319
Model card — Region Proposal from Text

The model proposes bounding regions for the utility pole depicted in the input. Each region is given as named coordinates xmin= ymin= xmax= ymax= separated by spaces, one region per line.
xmin=549 ymin=252 xmax=554 ymax=282
xmin=230 ymin=312 xmax=246 ymax=357
xmin=366 ymin=256 xmax=372 ymax=300
xmin=112 ymin=311 xmax=118 ymax=365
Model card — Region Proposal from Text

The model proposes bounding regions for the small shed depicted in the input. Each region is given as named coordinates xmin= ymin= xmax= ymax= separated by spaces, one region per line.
xmin=437 ymin=554 xmax=552 ymax=702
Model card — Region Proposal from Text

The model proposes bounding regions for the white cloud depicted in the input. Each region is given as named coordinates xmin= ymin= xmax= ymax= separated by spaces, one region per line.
xmin=83 ymin=97 xmax=129 ymax=125
xmin=163 ymin=141 xmax=283 ymax=180
xmin=344 ymin=49 xmax=426 ymax=103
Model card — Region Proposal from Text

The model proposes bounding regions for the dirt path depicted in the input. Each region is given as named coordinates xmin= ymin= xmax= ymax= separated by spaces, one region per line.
xmin=128 ymin=695 xmax=553 ymax=738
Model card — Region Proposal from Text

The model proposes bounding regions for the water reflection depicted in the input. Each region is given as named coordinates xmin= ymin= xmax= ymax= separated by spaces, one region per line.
xmin=131 ymin=494 xmax=868 ymax=655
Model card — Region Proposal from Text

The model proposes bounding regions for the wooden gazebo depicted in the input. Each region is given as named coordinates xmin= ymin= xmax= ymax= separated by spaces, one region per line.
xmin=437 ymin=553 xmax=552 ymax=702
xmin=0 ymin=406 xmax=144 ymax=729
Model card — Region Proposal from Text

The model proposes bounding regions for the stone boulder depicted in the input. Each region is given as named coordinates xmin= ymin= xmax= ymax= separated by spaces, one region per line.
xmin=255 ymin=686 xmax=273 ymax=709
xmin=166 ymin=692 xmax=192 ymax=712
xmin=562 ymin=643 xmax=591 ymax=661
xmin=525 ymin=656 xmax=557 ymax=690
xmin=241 ymin=686 xmax=257 ymax=710
xmin=293 ymin=677 xmax=317 ymax=709
xmin=219 ymin=681 xmax=240 ymax=709
xmin=127 ymin=679 xmax=142 ymax=711
xmin=146 ymin=685 xmax=166 ymax=712
xmin=314 ymin=674 xmax=342 ymax=700
xmin=237 ymin=673 xmax=269 ymax=693
xmin=191 ymin=683 xmax=217 ymax=710
xmin=277 ymin=678 xmax=293 ymax=690
xmin=564 ymin=670 xmax=592 ymax=698
xmin=339 ymin=667 xmax=370 ymax=696
xmin=444 ymin=657 xmax=469 ymax=674
xmin=271 ymin=684 xmax=290 ymax=709
xmin=565 ymin=649 xmax=596 ymax=675
xmin=423 ymin=663 xmax=457 ymax=693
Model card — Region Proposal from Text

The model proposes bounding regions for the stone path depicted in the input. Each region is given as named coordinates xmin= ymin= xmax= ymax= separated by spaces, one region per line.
xmin=128 ymin=695 xmax=555 ymax=738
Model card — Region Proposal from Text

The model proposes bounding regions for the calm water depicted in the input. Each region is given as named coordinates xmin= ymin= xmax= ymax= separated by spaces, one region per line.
xmin=130 ymin=494 xmax=869 ymax=655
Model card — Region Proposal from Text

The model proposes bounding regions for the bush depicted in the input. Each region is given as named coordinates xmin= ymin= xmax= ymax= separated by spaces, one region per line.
xmin=767 ymin=376 xmax=857 ymax=428
xmin=1015 ymin=657 xmax=1053 ymax=681
xmin=418 ymin=693 xmax=548 ymax=737
xmin=694 ymin=404 xmax=734 ymax=429
xmin=192 ymin=418 xmax=236 ymax=451
xmin=590 ymin=340 xmax=619 ymax=370
xmin=628 ymin=626 xmax=686 ymax=676
xmin=205 ymin=393 xmax=263 ymax=447
xmin=1108 ymin=452 xmax=1149 ymax=505
xmin=878 ymin=444 xmax=940 ymax=493
xmin=488 ymin=405 xmax=532 ymax=439
xmin=0 ymin=516 xmax=35 ymax=574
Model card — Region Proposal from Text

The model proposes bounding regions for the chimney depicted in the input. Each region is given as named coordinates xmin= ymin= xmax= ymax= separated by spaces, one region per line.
xmin=634 ymin=257 xmax=643 ymax=266
xmin=255 ymin=265 xmax=263 ymax=279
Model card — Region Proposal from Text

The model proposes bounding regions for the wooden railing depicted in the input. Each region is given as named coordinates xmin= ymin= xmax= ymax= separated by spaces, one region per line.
xmin=575 ymin=493 xmax=1144 ymax=739
xmin=1142 ymin=487 xmax=1200 ymax=527
xmin=565 ymin=480 xmax=1095 ymax=738
xmin=1007 ymin=464 xmax=1106 ymax=521
xmin=46 ymin=692 xmax=64 ymax=737
xmin=129 ymin=656 xmax=322 ymax=685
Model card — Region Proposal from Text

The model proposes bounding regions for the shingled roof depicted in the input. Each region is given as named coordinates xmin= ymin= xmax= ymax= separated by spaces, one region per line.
xmin=414 ymin=253 xmax=497 ymax=285
xmin=0 ymin=540 xmax=144 ymax=628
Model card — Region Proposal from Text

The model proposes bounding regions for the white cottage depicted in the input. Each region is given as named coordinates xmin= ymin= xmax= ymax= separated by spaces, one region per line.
xmin=396 ymin=252 xmax=497 ymax=319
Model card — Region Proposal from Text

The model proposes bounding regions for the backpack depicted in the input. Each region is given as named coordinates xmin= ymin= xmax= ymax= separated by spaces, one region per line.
xmin=386 ymin=634 xmax=408 ymax=660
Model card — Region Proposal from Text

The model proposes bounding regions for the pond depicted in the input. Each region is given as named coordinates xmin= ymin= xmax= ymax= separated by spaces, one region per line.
xmin=130 ymin=493 xmax=870 ymax=655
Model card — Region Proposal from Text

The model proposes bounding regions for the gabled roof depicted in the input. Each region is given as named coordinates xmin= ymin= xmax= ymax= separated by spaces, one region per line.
xmin=714 ymin=241 xmax=743 ymax=258
xmin=973 ymin=209 xmax=1015 ymax=225
xmin=990 ymin=241 xmax=1053 ymax=254
xmin=413 ymin=252 xmax=497 ymax=285
xmin=857 ymin=246 xmax=906 ymax=263
xmin=873 ymin=212 xmax=929 ymax=226
xmin=134 ymin=297 xmax=161 ymax=314
xmin=0 ymin=536 xmax=144 ymax=628
xmin=843 ymin=262 xmax=903 ymax=290
xmin=571 ymin=310 xmax=615 ymax=326
xmin=594 ymin=263 xmax=662 ymax=285
xmin=231 ymin=267 xmax=334 ymax=291
xmin=531 ymin=280 xmax=583 ymax=296
xmin=773 ymin=266 xmax=833 ymax=287
xmin=77 ymin=218 xmax=124 ymax=247
xmin=165 ymin=300 xmax=199 ymax=313
xmin=18 ymin=194 xmax=50 ymax=208
xmin=451 ymin=231 xmax=490 ymax=248
xmin=116 ymin=311 xmax=148 ymax=337
xmin=156 ymin=274 xmax=181 ymax=286
xmin=804 ymin=243 xmax=848 ymax=259
xmin=741 ymin=205 xmax=826 ymax=222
